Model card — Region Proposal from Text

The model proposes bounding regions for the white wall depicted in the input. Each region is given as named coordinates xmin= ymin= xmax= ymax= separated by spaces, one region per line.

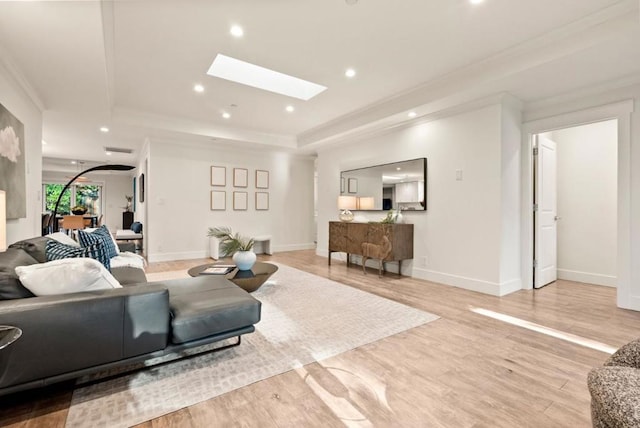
xmin=317 ymin=101 xmax=521 ymax=296
xmin=0 ymin=62 xmax=42 ymax=242
xmin=146 ymin=140 xmax=315 ymax=262
xmin=551 ymin=120 xmax=617 ymax=286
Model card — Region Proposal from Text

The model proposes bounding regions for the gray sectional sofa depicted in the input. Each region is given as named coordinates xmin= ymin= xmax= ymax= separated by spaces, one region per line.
xmin=0 ymin=236 xmax=261 ymax=396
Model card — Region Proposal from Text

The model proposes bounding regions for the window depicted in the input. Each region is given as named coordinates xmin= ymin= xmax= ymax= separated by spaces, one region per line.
xmin=43 ymin=183 xmax=103 ymax=216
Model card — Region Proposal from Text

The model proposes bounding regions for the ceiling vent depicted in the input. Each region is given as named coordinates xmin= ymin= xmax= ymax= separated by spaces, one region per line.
xmin=104 ymin=146 xmax=133 ymax=154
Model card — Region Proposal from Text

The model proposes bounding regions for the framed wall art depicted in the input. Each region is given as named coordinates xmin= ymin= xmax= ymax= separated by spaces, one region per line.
xmin=255 ymin=192 xmax=269 ymax=210
xmin=211 ymin=166 xmax=226 ymax=186
xmin=233 ymin=191 xmax=248 ymax=210
xmin=233 ymin=168 xmax=248 ymax=188
xmin=348 ymin=177 xmax=358 ymax=193
xmin=0 ymin=102 xmax=26 ymax=218
xmin=139 ymin=173 xmax=145 ymax=202
xmin=255 ymin=170 xmax=269 ymax=189
xmin=210 ymin=191 xmax=226 ymax=210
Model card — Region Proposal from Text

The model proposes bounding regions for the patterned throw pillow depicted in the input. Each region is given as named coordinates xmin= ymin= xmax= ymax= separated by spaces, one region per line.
xmin=45 ymin=239 xmax=111 ymax=271
xmin=77 ymin=225 xmax=118 ymax=260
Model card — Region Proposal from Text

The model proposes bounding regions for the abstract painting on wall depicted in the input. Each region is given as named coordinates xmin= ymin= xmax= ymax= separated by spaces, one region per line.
xmin=0 ymin=102 xmax=25 ymax=219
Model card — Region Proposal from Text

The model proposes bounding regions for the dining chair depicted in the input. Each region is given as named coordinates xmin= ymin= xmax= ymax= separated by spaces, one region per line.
xmin=41 ymin=213 xmax=51 ymax=236
xmin=61 ymin=215 xmax=85 ymax=238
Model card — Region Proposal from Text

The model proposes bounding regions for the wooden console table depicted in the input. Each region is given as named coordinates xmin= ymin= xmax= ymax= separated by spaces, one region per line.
xmin=328 ymin=221 xmax=414 ymax=275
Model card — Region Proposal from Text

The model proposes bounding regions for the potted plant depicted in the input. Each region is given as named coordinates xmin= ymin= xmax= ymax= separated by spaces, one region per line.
xmin=207 ymin=226 xmax=256 ymax=270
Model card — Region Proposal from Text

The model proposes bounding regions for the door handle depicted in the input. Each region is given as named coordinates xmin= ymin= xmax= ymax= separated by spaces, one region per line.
xmin=554 ymin=215 xmax=561 ymax=221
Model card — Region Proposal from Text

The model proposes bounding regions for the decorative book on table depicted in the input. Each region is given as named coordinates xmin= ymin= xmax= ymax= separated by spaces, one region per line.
xmin=201 ymin=265 xmax=235 ymax=275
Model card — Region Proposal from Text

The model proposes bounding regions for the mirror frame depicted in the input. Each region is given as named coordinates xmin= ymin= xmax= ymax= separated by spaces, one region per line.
xmin=340 ymin=157 xmax=427 ymax=211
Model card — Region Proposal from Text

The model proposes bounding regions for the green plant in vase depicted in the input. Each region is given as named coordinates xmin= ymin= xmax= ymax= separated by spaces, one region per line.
xmin=207 ymin=226 xmax=256 ymax=270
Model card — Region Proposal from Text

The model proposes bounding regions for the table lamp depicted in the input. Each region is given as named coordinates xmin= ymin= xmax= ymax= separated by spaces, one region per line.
xmin=358 ymin=197 xmax=375 ymax=210
xmin=337 ymin=195 xmax=357 ymax=222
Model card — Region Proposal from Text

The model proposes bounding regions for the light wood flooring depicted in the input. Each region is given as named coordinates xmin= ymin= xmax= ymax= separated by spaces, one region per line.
xmin=2 ymin=250 xmax=640 ymax=427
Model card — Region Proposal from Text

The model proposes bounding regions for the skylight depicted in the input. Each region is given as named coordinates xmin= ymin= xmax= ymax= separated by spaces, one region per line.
xmin=206 ymin=54 xmax=327 ymax=101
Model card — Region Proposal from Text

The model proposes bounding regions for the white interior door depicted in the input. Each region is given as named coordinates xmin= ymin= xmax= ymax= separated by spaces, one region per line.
xmin=535 ymin=136 xmax=558 ymax=288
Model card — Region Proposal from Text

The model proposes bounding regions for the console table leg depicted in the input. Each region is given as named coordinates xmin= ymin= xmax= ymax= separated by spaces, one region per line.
xmin=328 ymin=251 xmax=332 ymax=265
xmin=399 ymin=260 xmax=402 ymax=276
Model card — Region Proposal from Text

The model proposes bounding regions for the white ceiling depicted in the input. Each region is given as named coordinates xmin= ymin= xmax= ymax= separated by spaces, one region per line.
xmin=0 ymin=0 xmax=638 ymax=170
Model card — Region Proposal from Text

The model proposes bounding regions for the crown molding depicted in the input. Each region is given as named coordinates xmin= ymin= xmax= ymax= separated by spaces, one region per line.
xmin=298 ymin=0 xmax=639 ymax=148
xmin=313 ymin=93 xmax=516 ymax=154
xmin=100 ymin=0 xmax=116 ymax=111
xmin=0 ymin=43 xmax=45 ymax=112
xmin=112 ymin=107 xmax=297 ymax=149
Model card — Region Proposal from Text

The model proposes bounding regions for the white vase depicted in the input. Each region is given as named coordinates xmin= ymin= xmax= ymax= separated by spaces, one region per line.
xmin=233 ymin=250 xmax=257 ymax=271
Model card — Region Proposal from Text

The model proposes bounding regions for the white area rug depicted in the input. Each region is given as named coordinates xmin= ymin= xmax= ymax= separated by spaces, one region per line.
xmin=66 ymin=263 xmax=438 ymax=427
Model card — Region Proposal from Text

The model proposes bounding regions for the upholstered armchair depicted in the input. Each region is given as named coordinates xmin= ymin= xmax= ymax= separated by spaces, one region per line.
xmin=588 ymin=338 xmax=640 ymax=427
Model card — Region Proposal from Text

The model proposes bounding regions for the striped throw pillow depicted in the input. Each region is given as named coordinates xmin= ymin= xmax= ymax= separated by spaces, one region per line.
xmin=78 ymin=225 xmax=118 ymax=260
xmin=45 ymin=239 xmax=111 ymax=271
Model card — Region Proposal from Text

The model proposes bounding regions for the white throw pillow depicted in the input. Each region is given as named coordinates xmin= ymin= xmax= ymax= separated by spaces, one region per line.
xmin=15 ymin=258 xmax=122 ymax=296
xmin=46 ymin=231 xmax=80 ymax=247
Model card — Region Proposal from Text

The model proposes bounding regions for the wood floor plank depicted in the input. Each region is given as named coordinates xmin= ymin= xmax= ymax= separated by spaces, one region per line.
xmin=2 ymin=249 xmax=640 ymax=427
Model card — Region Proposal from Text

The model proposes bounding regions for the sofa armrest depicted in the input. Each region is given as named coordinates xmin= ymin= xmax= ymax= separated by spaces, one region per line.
xmin=0 ymin=284 xmax=170 ymax=389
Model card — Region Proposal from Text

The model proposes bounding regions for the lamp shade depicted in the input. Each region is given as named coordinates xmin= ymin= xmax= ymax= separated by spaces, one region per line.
xmin=0 ymin=190 xmax=6 ymax=251
xmin=358 ymin=197 xmax=375 ymax=210
xmin=337 ymin=196 xmax=357 ymax=210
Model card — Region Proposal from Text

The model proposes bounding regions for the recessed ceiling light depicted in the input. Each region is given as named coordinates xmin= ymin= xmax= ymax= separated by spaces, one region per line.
xmin=71 ymin=160 xmax=77 ymax=165
xmin=230 ymin=25 xmax=244 ymax=37
xmin=408 ymin=111 xmax=417 ymax=118
xmin=207 ymin=54 xmax=327 ymax=100
xmin=469 ymin=0 xmax=484 ymax=4
xmin=41 ymin=140 xmax=47 ymax=145
xmin=345 ymin=68 xmax=356 ymax=78
xmin=396 ymin=167 xmax=401 ymax=171
xmin=285 ymin=105 xmax=295 ymax=113
xmin=222 ymin=112 xmax=231 ymax=119
xmin=194 ymin=84 xmax=205 ymax=93
xmin=105 ymin=151 xmax=112 ymax=156
xmin=100 ymin=126 xmax=109 ymax=133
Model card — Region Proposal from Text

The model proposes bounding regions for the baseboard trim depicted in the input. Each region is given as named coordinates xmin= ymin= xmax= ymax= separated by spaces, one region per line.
xmin=148 ymin=251 xmax=206 ymax=263
xmin=412 ymin=268 xmax=518 ymax=297
xmin=557 ymin=269 xmax=617 ymax=287
xmin=273 ymin=243 xmax=316 ymax=252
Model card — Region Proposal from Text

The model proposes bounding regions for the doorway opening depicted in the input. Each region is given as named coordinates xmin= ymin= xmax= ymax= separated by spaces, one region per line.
xmin=532 ymin=119 xmax=618 ymax=289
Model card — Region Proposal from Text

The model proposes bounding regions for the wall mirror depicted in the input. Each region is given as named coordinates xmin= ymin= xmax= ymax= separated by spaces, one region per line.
xmin=340 ymin=158 xmax=427 ymax=211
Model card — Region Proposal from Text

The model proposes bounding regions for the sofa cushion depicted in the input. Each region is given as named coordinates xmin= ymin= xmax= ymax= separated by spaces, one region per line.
xmin=15 ymin=258 xmax=122 ymax=296
xmin=46 ymin=239 xmax=111 ymax=271
xmin=78 ymin=225 xmax=118 ymax=259
xmin=160 ymin=276 xmax=261 ymax=344
xmin=0 ymin=248 xmax=38 ymax=299
xmin=8 ymin=236 xmax=50 ymax=263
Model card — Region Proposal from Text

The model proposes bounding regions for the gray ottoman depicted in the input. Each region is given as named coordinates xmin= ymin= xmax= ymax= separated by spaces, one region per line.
xmin=161 ymin=275 xmax=261 ymax=344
